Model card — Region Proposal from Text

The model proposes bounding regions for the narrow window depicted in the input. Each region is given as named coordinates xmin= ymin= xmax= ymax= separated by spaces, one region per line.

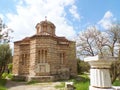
xmin=21 ymin=54 xmax=27 ymax=65
xmin=38 ymin=49 xmax=47 ymax=63
xmin=41 ymin=50 xmax=44 ymax=63
xmin=38 ymin=50 xmax=40 ymax=63
xmin=25 ymin=54 xmax=27 ymax=65
xmin=21 ymin=54 xmax=24 ymax=65
xmin=60 ymin=52 xmax=65 ymax=64
xmin=60 ymin=53 xmax=62 ymax=64
xmin=62 ymin=53 xmax=65 ymax=64
xmin=45 ymin=50 xmax=47 ymax=63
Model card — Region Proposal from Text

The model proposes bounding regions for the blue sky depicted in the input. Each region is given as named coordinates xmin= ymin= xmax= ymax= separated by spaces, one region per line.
xmin=0 ymin=0 xmax=120 ymax=42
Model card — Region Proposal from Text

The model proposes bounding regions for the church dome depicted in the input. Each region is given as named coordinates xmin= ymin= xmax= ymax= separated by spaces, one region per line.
xmin=35 ymin=20 xmax=56 ymax=36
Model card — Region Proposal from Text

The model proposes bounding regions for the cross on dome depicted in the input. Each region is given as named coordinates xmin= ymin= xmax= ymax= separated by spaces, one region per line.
xmin=45 ymin=16 xmax=47 ymax=21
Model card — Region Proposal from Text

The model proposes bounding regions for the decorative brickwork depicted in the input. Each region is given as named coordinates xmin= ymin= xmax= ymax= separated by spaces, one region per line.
xmin=12 ymin=20 xmax=77 ymax=81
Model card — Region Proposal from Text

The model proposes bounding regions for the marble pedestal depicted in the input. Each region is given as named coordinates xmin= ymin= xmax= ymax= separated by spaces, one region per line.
xmin=84 ymin=55 xmax=117 ymax=90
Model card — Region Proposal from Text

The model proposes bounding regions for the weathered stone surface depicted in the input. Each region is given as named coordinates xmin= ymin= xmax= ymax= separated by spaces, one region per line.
xmin=65 ymin=82 xmax=75 ymax=90
xmin=84 ymin=55 xmax=117 ymax=90
xmin=12 ymin=20 xmax=77 ymax=81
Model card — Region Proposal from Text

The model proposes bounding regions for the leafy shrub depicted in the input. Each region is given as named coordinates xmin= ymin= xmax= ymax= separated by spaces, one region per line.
xmin=55 ymin=74 xmax=90 ymax=90
xmin=2 ymin=73 xmax=8 ymax=79
xmin=113 ymin=80 xmax=120 ymax=86
xmin=7 ymin=73 xmax=13 ymax=79
xmin=2 ymin=72 xmax=13 ymax=79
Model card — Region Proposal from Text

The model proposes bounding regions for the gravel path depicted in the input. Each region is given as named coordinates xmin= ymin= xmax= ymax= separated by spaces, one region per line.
xmin=6 ymin=80 xmax=62 ymax=90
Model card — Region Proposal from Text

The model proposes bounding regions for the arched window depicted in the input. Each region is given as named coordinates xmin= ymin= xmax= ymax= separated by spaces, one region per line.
xmin=21 ymin=54 xmax=27 ymax=65
xmin=60 ymin=52 xmax=65 ymax=64
xmin=38 ymin=49 xmax=47 ymax=63
xmin=45 ymin=50 xmax=47 ymax=63
xmin=41 ymin=50 xmax=44 ymax=63
xmin=38 ymin=50 xmax=40 ymax=63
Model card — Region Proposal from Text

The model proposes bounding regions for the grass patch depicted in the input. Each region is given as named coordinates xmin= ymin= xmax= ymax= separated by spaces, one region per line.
xmin=69 ymin=75 xmax=90 ymax=90
xmin=55 ymin=82 xmax=65 ymax=89
xmin=113 ymin=80 xmax=120 ymax=86
xmin=74 ymin=81 xmax=89 ymax=90
xmin=0 ymin=79 xmax=7 ymax=90
xmin=27 ymin=80 xmax=39 ymax=85
xmin=55 ymin=74 xmax=90 ymax=90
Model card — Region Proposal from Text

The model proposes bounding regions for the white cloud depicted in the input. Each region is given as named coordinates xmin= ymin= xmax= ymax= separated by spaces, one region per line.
xmin=104 ymin=11 xmax=113 ymax=19
xmin=0 ymin=14 xmax=4 ymax=20
xmin=4 ymin=0 xmax=78 ymax=41
xmin=69 ymin=5 xmax=80 ymax=20
xmin=98 ymin=11 xmax=116 ymax=30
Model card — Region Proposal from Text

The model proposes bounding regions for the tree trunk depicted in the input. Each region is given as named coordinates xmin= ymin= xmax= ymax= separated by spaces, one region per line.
xmin=0 ymin=63 xmax=6 ymax=78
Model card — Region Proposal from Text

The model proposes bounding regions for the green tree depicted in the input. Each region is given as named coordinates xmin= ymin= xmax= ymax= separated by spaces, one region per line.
xmin=0 ymin=44 xmax=12 ymax=78
xmin=0 ymin=18 xmax=13 ymax=78
xmin=77 ymin=58 xmax=90 ymax=74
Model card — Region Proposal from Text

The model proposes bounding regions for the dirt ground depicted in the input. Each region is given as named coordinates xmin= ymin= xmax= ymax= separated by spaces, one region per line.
xmin=5 ymin=80 xmax=62 ymax=90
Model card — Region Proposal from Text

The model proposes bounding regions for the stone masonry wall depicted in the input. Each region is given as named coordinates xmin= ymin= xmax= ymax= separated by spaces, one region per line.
xmin=12 ymin=43 xmax=20 ymax=75
xmin=68 ymin=41 xmax=77 ymax=76
xmin=29 ymin=38 xmax=36 ymax=76
xmin=19 ymin=44 xmax=30 ymax=75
